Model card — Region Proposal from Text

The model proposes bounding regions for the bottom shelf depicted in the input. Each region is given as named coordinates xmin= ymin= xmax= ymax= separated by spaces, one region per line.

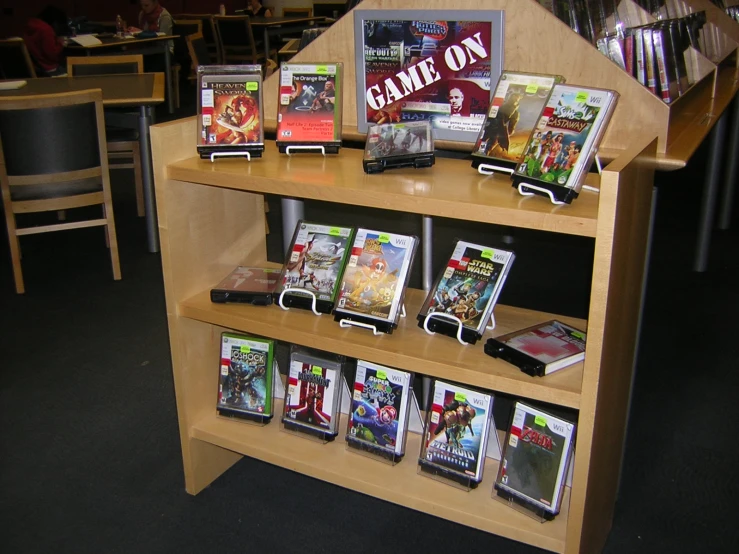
xmin=191 ymin=401 xmax=569 ymax=553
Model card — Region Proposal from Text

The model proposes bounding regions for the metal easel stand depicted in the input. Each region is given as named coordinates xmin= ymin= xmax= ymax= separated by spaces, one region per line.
xmin=338 ymin=304 xmax=405 ymax=335
xmin=210 ymin=151 xmax=252 ymax=162
xmin=286 ymin=145 xmax=326 ymax=156
xmin=278 ymin=289 xmax=322 ymax=316
xmin=477 ymin=164 xmax=514 ymax=176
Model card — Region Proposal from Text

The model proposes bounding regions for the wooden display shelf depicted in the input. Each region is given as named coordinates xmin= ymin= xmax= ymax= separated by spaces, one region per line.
xmin=191 ymin=405 xmax=570 ymax=553
xmin=179 ymin=287 xmax=586 ymax=409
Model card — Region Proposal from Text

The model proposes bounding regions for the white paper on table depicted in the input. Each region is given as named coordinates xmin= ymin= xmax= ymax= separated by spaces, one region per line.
xmin=69 ymin=34 xmax=102 ymax=46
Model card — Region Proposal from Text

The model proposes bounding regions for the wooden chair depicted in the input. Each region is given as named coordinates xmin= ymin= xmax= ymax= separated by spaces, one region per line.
xmin=173 ymin=19 xmax=203 ymax=81
xmin=186 ymin=33 xmax=213 ymax=80
xmin=282 ymin=7 xmax=313 ymax=17
xmin=0 ymin=37 xmax=37 ymax=79
xmin=0 ymin=89 xmax=121 ymax=294
xmin=174 ymin=14 xmax=220 ymax=63
xmin=213 ymin=15 xmax=274 ymax=66
xmin=66 ymin=55 xmax=145 ymax=218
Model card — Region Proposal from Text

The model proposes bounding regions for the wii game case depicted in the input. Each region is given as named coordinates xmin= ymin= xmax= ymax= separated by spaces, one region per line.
xmin=363 ymin=121 xmax=435 ymax=174
xmin=471 ymin=71 xmax=564 ymax=172
xmin=346 ymin=360 xmax=414 ymax=462
xmin=418 ymin=380 xmax=493 ymax=487
xmin=495 ymin=402 xmax=575 ymax=519
xmin=275 ymin=221 xmax=354 ymax=314
xmin=512 ymin=84 xmax=618 ymax=204
xmin=210 ymin=266 xmax=280 ymax=305
xmin=417 ymin=241 xmax=515 ymax=345
xmin=197 ymin=65 xmax=264 ymax=159
xmin=276 ymin=62 xmax=343 ymax=154
xmin=217 ymin=333 xmax=274 ymax=423
xmin=334 ymin=228 xmax=418 ymax=333
xmin=282 ymin=347 xmax=344 ymax=441
xmin=483 ymin=320 xmax=586 ymax=377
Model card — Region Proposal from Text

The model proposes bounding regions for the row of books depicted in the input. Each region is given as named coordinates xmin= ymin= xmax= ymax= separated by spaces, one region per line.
xmin=218 ymin=335 xmax=577 ymax=520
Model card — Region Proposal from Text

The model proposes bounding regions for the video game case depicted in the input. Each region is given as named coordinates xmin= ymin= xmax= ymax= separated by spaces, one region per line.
xmin=363 ymin=121 xmax=435 ymax=174
xmin=417 ymin=240 xmax=515 ymax=345
xmin=334 ymin=228 xmax=418 ymax=334
xmin=217 ymin=333 xmax=274 ymax=422
xmin=643 ymin=27 xmax=659 ymax=96
xmin=667 ymin=20 xmax=690 ymax=95
xmin=634 ymin=27 xmax=647 ymax=86
xmin=197 ymin=65 xmax=265 ymax=159
xmin=495 ymin=402 xmax=576 ymax=519
xmin=282 ymin=347 xmax=344 ymax=440
xmin=512 ymin=84 xmax=619 ymax=204
xmin=210 ymin=266 xmax=280 ymax=305
xmin=653 ymin=25 xmax=679 ymax=104
xmin=483 ymin=320 xmax=586 ymax=377
xmin=275 ymin=221 xmax=354 ymax=314
xmin=471 ymin=71 xmax=564 ymax=172
xmin=418 ymin=380 xmax=494 ymax=487
xmin=624 ymin=28 xmax=635 ymax=77
xmin=276 ymin=62 xmax=343 ymax=154
xmin=346 ymin=360 xmax=414 ymax=462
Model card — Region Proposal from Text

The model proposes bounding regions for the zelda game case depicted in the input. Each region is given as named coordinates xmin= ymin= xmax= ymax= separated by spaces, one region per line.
xmin=484 ymin=320 xmax=586 ymax=377
xmin=495 ymin=402 xmax=575 ymax=519
xmin=197 ymin=65 xmax=265 ymax=159
xmin=346 ymin=360 xmax=414 ymax=462
xmin=217 ymin=333 xmax=274 ymax=423
xmin=334 ymin=228 xmax=418 ymax=333
xmin=275 ymin=221 xmax=354 ymax=314
xmin=363 ymin=121 xmax=435 ymax=174
xmin=276 ymin=62 xmax=343 ymax=154
xmin=210 ymin=266 xmax=280 ymax=305
xmin=471 ymin=71 xmax=564 ymax=171
xmin=512 ymin=84 xmax=618 ymax=204
xmin=282 ymin=348 xmax=344 ymax=441
xmin=418 ymin=380 xmax=493 ymax=487
xmin=417 ymin=241 xmax=515 ymax=345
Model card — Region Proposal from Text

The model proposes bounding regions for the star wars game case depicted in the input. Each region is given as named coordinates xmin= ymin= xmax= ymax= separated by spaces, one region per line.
xmin=363 ymin=121 xmax=434 ymax=174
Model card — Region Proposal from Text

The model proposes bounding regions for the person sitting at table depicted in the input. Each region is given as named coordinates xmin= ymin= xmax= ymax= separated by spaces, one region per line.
xmin=128 ymin=0 xmax=173 ymax=35
xmin=245 ymin=0 xmax=273 ymax=17
xmin=23 ymin=5 xmax=68 ymax=77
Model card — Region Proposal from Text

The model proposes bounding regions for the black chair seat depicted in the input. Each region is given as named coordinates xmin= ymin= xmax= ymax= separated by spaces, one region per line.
xmin=104 ymin=128 xmax=140 ymax=142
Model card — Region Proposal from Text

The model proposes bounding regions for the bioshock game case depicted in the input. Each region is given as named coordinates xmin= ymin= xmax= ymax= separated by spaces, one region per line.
xmin=363 ymin=121 xmax=435 ymax=174
xmin=210 ymin=266 xmax=280 ymax=305
xmin=418 ymin=241 xmax=515 ymax=345
xmin=495 ymin=402 xmax=575 ymax=519
xmin=217 ymin=333 xmax=274 ymax=423
xmin=346 ymin=360 xmax=414 ymax=463
xmin=276 ymin=62 xmax=343 ymax=154
xmin=197 ymin=65 xmax=264 ymax=159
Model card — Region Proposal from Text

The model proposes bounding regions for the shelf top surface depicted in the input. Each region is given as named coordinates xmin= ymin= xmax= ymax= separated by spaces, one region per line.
xmin=179 ymin=288 xmax=585 ymax=409
xmin=167 ymin=143 xmax=600 ymax=237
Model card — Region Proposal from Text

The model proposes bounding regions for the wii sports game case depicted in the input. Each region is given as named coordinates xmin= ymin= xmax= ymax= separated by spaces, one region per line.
xmin=282 ymin=347 xmax=344 ymax=441
xmin=197 ymin=65 xmax=264 ymax=159
xmin=363 ymin=121 xmax=434 ymax=174
xmin=276 ymin=62 xmax=343 ymax=154
xmin=418 ymin=380 xmax=493 ymax=487
xmin=210 ymin=266 xmax=280 ymax=305
xmin=217 ymin=333 xmax=274 ymax=423
xmin=484 ymin=320 xmax=586 ymax=377
xmin=471 ymin=71 xmax=563 ymax=171
xmin=417 ymin=241 xmax=515 ymax=345
xmin=275 ymin=221 xmax=354 ymax=314
xmin=512 ymin=84 xmax=618 ymax=204
xmin=346 ymin=360 xmax=414 ymax=462
xmin=495 ymin=402 xmax=575 ymax=519
xmin=333 ymin=228 xmax=418 ymax=333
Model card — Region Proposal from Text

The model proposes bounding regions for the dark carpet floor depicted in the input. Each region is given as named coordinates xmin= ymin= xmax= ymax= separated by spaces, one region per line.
xmin=1 ymin=95 xmax=738 ymax=553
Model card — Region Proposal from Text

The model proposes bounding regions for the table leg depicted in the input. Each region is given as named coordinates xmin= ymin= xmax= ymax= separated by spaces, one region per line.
xmin=264 ymin=28 xmax=270 ymax=63
xmin=139 ymin=106 xmax=160 ymax=253
xmin=719 ymin=95 xmax=739 ymax=230
xmin=281 ymin=198 xmax=304 ymax=255
xmin=164 ymin=43 xmax=174 ymax=114
xmin=422 ymin=215 xmax=434 ymax=291
xmin=694 ymin=112 xmax=728 ymax=272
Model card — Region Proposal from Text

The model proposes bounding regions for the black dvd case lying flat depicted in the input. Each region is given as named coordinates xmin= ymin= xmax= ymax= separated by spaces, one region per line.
xmin=210 ymin=267 xmax=280 ymax=305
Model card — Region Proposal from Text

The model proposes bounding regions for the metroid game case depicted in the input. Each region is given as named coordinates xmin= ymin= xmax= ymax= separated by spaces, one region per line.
xmin=363 ymin=121 xmax=435 ymax=174
xmin=471 ymin=71 xmax=563 ymax=171
xmin=217 ymin=333 xmax=274 ymax=423
xmin=346 ymin=360 xmax=414 ymax=462
xmin=418 ymin=380 xmax=493 ymax=487
xmin=276 ymin=62 xmax=343 ymax=154
xmin=334 ymin=228 xmax=418 ymax=333
xmin=495 ymin=402 xmax=575 ymax=519
xmin=484 ymin=320 xmax=586 ymax=377
xmin=512 ymin=84 xmax=618 ymax=204
xmin=275 ymin=221 xmax=354 ymax=314
xmin=210 ymin=266 xmax=280 ymax=305
xmin=282 ymin=347 xmax=344 ymax=441
xmin=197 ymin=65 xmax=264 ymax=159
xmin=417 ymin=241 xmax=515 ymax=345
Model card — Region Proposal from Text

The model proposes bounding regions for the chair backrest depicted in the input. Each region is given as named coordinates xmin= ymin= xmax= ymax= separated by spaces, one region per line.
xmin=298 ymin=28 xmax=328 ymax=52
xmin=213 ymin=15 xmax=258 ymax=61
xmin=283 ymin=7 xmax=313 ymax=17
xmin=173 ymin=20 xmax=203 ymax=66
xmin=66 ymin=55 xmax=144 ymax=77
xmin=175 ymin=14 xmax=217 ymax=45
xmin=186 ymin=33 xmax=213 ymax=70
xmin=265 ymin=59 xmax=277 ymax=77
xmin=0 ymin=38 xmax=37 ymax=79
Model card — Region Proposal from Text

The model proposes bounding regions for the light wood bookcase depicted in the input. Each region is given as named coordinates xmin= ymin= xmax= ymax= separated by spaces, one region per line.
xmin=151 ymin=113 xmax=657 ymax=553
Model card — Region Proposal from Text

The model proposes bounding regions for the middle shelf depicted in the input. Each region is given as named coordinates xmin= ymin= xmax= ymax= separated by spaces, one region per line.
xmin=179 ymin=288 xmax=586 ymax=409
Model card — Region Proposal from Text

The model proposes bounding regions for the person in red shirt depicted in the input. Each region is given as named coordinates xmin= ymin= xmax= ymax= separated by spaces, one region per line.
xmin=23 ymin=5 xmax=68 ymax=77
